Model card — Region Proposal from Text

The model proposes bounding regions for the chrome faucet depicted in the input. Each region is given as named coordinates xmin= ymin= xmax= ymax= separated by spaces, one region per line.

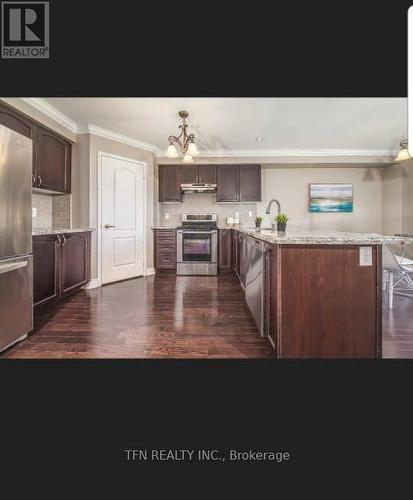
xmin=265 ymin=199 xmax=281 ymax=216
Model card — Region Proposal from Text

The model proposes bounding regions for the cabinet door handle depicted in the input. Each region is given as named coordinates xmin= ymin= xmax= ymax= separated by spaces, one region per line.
xmin=32 ymin=174 xmax=36 ymax=186
xmin=56 ymin=235 xmax=61 ymax=246
xmin=61 ymin=234 xmax=66 ymax=247
xmin=37 ymin=175 xmax=42 ymax=187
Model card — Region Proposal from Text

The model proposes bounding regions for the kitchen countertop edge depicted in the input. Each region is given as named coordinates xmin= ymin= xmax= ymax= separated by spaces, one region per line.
xmin=32 ymin=228 xmax=94 ymax=236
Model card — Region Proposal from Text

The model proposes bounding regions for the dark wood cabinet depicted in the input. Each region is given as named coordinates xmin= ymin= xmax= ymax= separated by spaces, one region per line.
xmin=216 ymin=165 xmax=261 ymax=202
xmin=33 ymin=232 xmax=91 ymax=310
xmin=33 ymin=235 xmax=60 ymax=308
xmin=218 ymin=229 xmax=232 ymax=273
xmin=181 ymin=166 xmax=198 ymax=183
xmin=36 ymin=127 xmax=71 ymax=193
xmin=159 ymin=166 xmax=182 ymax=202
xmin=0 ymin=101 xmax=37 ymax=186
xmin=198 ymin=166 xmax=216 ymax=183
xmin=154 ymin=229 xmax=176 ymax=270
xmin=180 ymin=165 xmax=217 ymax=184
xmin=217 ymin=165 xmax=239 ymax=202
xmin=61 ymin=233 xmax=90 ymax=296
xmin=239 ymin=165 xmax=261 ymax=201
xmin=0 ymin=101 xmax=72 ymax=193
xmin=158 ymin=164 xmax=260 ymax=203
xmin=263 ymin=243 xmax=277 ymax=350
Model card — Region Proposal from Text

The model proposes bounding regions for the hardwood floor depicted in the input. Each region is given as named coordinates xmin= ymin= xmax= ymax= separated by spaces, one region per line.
xmin=383 ymin=295 xmax=413 ymax=358
xmin=2 ymin=273 xmax=274 ymax=359
xmin=2 ymin=273 xmax=412 ymax=359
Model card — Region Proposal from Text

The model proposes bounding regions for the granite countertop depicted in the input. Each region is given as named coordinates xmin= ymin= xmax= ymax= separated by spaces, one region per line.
xmin=32 ymin=227 xmax=94 ymax=236
xmin=232 ymin=227 xmax=409 ymax=245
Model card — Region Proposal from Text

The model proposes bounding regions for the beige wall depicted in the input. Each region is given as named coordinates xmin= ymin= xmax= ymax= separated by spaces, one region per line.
xmin=79 ymin=134 xmax=156 ymax=280
xmin=381 ymin=161 xmax=413 ymax=235
xmin=258 ymin=165 xmax=384 ymax=233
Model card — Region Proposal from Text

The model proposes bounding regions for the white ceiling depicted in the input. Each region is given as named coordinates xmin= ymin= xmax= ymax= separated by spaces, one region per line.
xmin=39 ymin=97 xmax=407 ymax=162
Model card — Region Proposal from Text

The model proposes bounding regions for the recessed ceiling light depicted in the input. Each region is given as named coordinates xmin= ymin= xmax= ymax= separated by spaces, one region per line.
xmin=255 ymin=137 xmax=264 ymax=142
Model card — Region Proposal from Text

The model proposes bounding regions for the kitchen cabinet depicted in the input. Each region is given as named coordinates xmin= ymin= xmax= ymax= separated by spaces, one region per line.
xmin=263 ymin=243 xmax=277 ymax=349
xmin=36 ymin=127 xmax=71 ymax=193
xmin=0 ymin=101 xmax=37 ymax=186
xmin=158 ymin=164 xmax=260 ymax=203
xmin=60 ymin=233 xmax=90 ymax=296
xmin=181 ymin=166 xmax=198 ymax=183
xmin=33 ymin=232 xmax=91 ymax=309
xmin=33 ymin=235 xmax=60 ymax=308
xmin=0 ymin=101 xmax=72 ymax=193
xmin=180 ymin=165 xmax=217 ymax=184
xmin=159 ymin=166 xmax=182 ymax=202
xmin=234 ymin=230 xmax=246 ymax=288
xmin=239 ymin=165 xmax=261 ymax=201
xmin=218 ymin=229 xmax=232 ymax=273
xmin=217 ymin=165 xmax=239 ymax=202
xmin=198 ymin=166 xmax=217 ymax=183
xmin=216 ymin=165 xmax=261 ymax=202
xmin=154 ymin=229 xmax=176 ymax=270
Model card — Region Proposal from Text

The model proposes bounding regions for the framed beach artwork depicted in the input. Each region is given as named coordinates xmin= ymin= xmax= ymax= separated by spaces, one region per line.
xmin=309 ymin=183 xmax=353 ymax=212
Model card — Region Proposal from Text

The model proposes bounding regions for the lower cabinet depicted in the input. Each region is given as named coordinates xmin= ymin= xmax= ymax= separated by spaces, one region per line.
xmin=33 ymin=235 xmax=60 ymax=308
xmin=33 ymin=232 xmax=91 ymax=309
xmin=218 ymin=229 xmax=232 ymax=273
xmin=154 ymin=229 xmax=176 ymax=270
xmin=263 ymin=243 xmax=277 ymax=350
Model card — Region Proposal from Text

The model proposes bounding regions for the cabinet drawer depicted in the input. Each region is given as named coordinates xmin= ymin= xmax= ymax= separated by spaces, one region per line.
xmin=156 ymin=253 xmax=176 ymax=269
xmin=157 ymin=243 xmax=176 ymax=253
xmin=155 ymin=230 xmax=176 ymax=239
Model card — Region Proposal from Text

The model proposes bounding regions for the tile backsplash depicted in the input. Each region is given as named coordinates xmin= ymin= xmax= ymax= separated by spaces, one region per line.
xmin=32 ymin=192 xmax=52 ymax=228
xmin=158 ymin=194 xmax=257 ymax=227
xmin=32 ymin=192 xmax=71 ymax=229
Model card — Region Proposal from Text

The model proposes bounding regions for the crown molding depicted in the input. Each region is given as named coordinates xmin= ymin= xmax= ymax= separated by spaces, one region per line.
xmin=21 ymin=98 xmax=79 ymax=134
xmin=157 ymin=149 xmax=396 ymax=164
xmin=82 ymin=124 xmax=159 ymax=153
xmin=19 ymin=99 xmax=398 ymax=163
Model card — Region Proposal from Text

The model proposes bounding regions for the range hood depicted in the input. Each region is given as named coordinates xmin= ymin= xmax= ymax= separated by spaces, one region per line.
xmin=181 ymin=183 xmax=217 ymax=194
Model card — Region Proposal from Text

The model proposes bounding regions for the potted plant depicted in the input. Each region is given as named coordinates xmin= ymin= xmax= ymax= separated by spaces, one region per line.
xmin=275 ymin=214 xmax=289 ymax=233
xmin=255 ymin=216 xmax=263 ymax=229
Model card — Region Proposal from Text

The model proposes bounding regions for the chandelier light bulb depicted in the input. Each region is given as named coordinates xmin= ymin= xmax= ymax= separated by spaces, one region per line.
xmin=166 ymin=144 xmax=179 ymax=158
xmin=182 ymin=154 xmax=194 ymax=163
xmin=395 ymin=140 xmax=410 ymax=162
xmin=187 ymin=142 xmax=199 ymax=156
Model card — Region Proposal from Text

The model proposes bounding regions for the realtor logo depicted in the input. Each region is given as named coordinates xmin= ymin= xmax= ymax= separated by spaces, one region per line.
xmin=1 ymin=1 xmax=49 ymax=58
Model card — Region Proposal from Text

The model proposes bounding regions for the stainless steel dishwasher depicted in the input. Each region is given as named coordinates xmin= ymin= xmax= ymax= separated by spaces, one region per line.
xmin=245 ymin=237 xmax=265 ymax=337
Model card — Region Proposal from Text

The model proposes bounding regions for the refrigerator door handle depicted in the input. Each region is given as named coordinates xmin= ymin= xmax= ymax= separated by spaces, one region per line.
xmin=0 ymin=260 xmax=28 ymax=275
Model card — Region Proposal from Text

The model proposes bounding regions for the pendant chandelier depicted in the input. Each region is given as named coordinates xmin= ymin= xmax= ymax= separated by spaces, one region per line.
xmin=395 ymin=139 xmax=410 ymax=162
xmin=165 ymin=111 xmax=198 ymax=162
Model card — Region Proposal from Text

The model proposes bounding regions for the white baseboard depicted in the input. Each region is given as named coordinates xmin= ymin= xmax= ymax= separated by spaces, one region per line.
xmin=146 ymin=267 xmax=156 ymax=276
xmin=84 ymin=279 xmax=101 ymax=289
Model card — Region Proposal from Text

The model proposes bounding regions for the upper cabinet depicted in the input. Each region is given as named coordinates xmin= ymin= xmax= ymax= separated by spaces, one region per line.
xmin=36 ymin=127 xmax=71 ymax=193
xmin=0 ymin=101 xmax=72 ymax=194
xmin=159 ymin=165 xmax=182 ymax=202
xmin=159 ymin=164 xmax=261 ymax=203
xmin=197 ymin=166 xmax=217 ymax=183
xmin=181 ymin=165 xmax=217 ymax=184
xmin=239 ymin=165 xmax=261 ymax=201
xmin=216 ymin=164 xmax=261 ymax=202
xmin=217 ymin=165 xmax=239 ymax=202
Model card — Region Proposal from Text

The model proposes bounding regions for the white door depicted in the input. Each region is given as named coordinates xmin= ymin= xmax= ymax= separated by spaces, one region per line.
xmin=101 ymin=155 xmax=145 ymax=284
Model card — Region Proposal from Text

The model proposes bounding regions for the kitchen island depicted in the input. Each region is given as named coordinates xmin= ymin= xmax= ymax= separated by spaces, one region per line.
xmin=231 ymin=228 xmax=406 ymax=359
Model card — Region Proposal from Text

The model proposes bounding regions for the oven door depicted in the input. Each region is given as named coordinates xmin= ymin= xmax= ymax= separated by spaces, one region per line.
xmin=177 ymin=230 xmax=217 ymax=263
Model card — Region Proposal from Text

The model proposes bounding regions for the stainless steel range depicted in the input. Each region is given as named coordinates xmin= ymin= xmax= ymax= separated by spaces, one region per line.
xmin=177 ymin=214 xmax=218 ymax=276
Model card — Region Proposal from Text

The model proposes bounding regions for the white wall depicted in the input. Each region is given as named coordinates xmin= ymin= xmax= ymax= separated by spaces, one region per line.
xmin=258 ymin=165 xmax=384 ymax=232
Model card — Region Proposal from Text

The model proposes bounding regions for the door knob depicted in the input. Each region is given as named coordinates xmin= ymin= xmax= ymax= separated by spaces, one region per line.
xmin=104 ymin=224 xmax=115 ymax=228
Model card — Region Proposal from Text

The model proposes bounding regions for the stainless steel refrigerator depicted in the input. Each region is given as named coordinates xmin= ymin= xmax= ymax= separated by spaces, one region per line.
xmin=0 ymin=124 xmax=33 ymax=352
